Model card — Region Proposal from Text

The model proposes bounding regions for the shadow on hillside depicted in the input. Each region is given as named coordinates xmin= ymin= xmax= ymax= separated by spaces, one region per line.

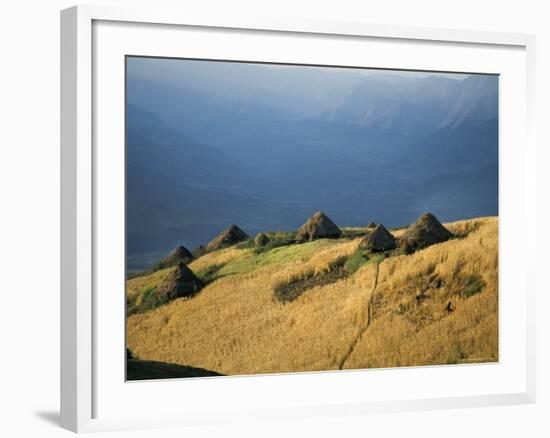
xmin=274 ymin=268 xmax=349 ymax=303
xmin=127 ymin=359 xmax=223 ymax=381
xmin=196 ymin=262 xmax=228 ymax=285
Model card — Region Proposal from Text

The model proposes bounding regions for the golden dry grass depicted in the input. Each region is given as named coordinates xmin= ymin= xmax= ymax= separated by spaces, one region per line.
xmin=127 ymin=216 xmax=498 ymax=375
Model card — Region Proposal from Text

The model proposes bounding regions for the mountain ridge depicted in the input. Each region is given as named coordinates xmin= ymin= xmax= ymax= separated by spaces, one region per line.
xmin=126 ymin=64 xmax=498 ymax=270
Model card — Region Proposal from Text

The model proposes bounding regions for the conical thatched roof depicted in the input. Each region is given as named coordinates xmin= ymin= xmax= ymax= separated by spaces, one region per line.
xmin=399 ymin=213 xmax=453 ymax=253
xmin=155 ymin=263 xmax=203 ymax=301
xmin=206 ymin=224 xmax=249 ymax=251
xmin=296 ymin=212 xmax=342 ymax=242
xmin=254 ymin=232 xmax=270 ymax=247
xmin=158 ymin=245 xmax=193 ymax=268
xmin=359 ymin=224 xmax=396 ymax=252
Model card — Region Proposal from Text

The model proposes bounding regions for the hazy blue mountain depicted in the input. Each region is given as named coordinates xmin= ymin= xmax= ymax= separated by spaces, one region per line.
xmin=126 ymin=59 xmax=498 ymax=270
xmin=126 ymin=105 xmax=315 ymax=267
xmin=127 ymin=58 xmax=369 ymax=118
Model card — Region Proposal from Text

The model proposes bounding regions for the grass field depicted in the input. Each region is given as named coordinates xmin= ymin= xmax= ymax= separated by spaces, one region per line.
xmin=126 ymin=216 xmax=498 ymax=376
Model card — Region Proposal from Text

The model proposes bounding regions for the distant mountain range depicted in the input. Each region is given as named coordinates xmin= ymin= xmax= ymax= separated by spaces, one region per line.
xmin=126 ymin=59 xmax=498 ymax=270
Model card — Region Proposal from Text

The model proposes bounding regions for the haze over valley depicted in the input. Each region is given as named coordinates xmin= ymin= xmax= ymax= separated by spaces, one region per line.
xmin=126 ymin=58 xmax=498 ymax=270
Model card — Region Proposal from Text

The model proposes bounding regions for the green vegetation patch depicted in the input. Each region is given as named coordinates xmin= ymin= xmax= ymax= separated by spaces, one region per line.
xmin=127 ymin=285 xmax=165 ymax=315
xmin=217 ymin=239 xmax=335 ymax=278
xmin=126 ymin=240 xmax=336 ymax=314
xmin=273 ymin=249 xmax=388 ymax=304
xmin=341 ymin=227 xmax=370 ymax=239
xmin=137 ymin=286 xmax=165 ymax=313
xmin=127 ymin=267 xmax=171 ymax=299
xmin=127 ymin=264 xmax=205 ymax=315
xmin=343 ymin=249 xmax=387 ymax=274
xmin=255 ymin=240 xmax=328 ymax=265
xmin=235 ymin=231 xmax=297 ymax=254
xmin=343 ymin=249 xmax=370 ymax=274
xmin=195 ymin=263 xmax=227 ymax=285
xmin=253 ymin=231 xmax=298 ymax=254
xmin=461 ymin=275 xmax=486 ymax=298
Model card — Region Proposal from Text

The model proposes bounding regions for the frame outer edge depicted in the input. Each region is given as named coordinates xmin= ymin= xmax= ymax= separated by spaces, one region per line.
xmin=61 ymin=4 xmax=537 ymax=431
xmin=60 ymin=6 xmax=78 ymax=432
xmin=78 ymin=4 xmax=532 ymax=47
xmin=524 ymin=34 xmax=537 ymax=404
xmin=61 ymin=5 xmax=93 ymax=432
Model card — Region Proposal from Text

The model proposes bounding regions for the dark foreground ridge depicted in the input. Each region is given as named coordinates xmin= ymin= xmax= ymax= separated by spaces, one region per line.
xmin=127 ymin=359 xmax=223 ymax=380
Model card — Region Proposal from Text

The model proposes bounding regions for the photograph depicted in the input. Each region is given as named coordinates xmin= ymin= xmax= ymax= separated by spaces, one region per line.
xmin=125 ymin=56 xmax=499 ymax=380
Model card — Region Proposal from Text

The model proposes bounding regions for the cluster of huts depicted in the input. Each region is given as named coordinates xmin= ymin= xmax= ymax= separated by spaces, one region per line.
xmin=149 ymin=211 xmax=453 ymax=303
xmin=359 ymin=212 xmax=453 ymax=254
xmin=150 ymin=224 xmax=253 ymax=302
xmin=166 ymin=211 xmax=451 ymax=263
xmin=198 ymin=211 xmax=451 ymax=254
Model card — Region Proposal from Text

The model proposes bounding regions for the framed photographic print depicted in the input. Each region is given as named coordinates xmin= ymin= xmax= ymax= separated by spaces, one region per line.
xmin=61 ymin=5 xmax=536 ymax=433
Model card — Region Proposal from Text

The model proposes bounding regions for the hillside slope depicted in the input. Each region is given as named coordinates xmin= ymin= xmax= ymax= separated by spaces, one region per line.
xmin=127 ymin=217 xmax=498 ymax=376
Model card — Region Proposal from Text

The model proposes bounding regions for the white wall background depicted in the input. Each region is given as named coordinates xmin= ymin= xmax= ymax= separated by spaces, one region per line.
xmin=0 ymin=0 xmax=547 ymax=437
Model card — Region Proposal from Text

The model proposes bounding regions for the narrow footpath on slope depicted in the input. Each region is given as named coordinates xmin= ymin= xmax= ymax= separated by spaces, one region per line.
xmin=338 ymin=261 xmax=381 ymax=370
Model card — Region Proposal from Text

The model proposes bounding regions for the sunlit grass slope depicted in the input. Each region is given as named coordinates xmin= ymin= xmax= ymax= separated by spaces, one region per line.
xmin=127 ymin=217 xmax=498 ymax=375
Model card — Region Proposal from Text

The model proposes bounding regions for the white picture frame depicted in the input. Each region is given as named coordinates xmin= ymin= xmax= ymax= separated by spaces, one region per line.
xmin=60 ymin=4 xmax=537 ymax=433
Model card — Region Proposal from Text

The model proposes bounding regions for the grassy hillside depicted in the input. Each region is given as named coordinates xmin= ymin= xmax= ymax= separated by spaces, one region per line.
xmin=127 ymin=217 xmax=498 ymax=376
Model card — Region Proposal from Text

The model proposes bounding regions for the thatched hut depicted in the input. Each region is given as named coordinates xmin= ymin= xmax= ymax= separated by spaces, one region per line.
xmin=206 ymin=225 xmax=249 ymax=251
xmin=359 ymin=224 xmax=396 ymax=252
xmin=157 ymin=245 xmax=193 ymax=269
xmin=254 ymin=232 xmax=270 ymax=247
xmin=398 ymin=213 xmax=453 ymax=253
xmin=296 ymin=212 xmax=342 ymax=242
xmin=155 ymin=262 xmax=203 ymax=301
